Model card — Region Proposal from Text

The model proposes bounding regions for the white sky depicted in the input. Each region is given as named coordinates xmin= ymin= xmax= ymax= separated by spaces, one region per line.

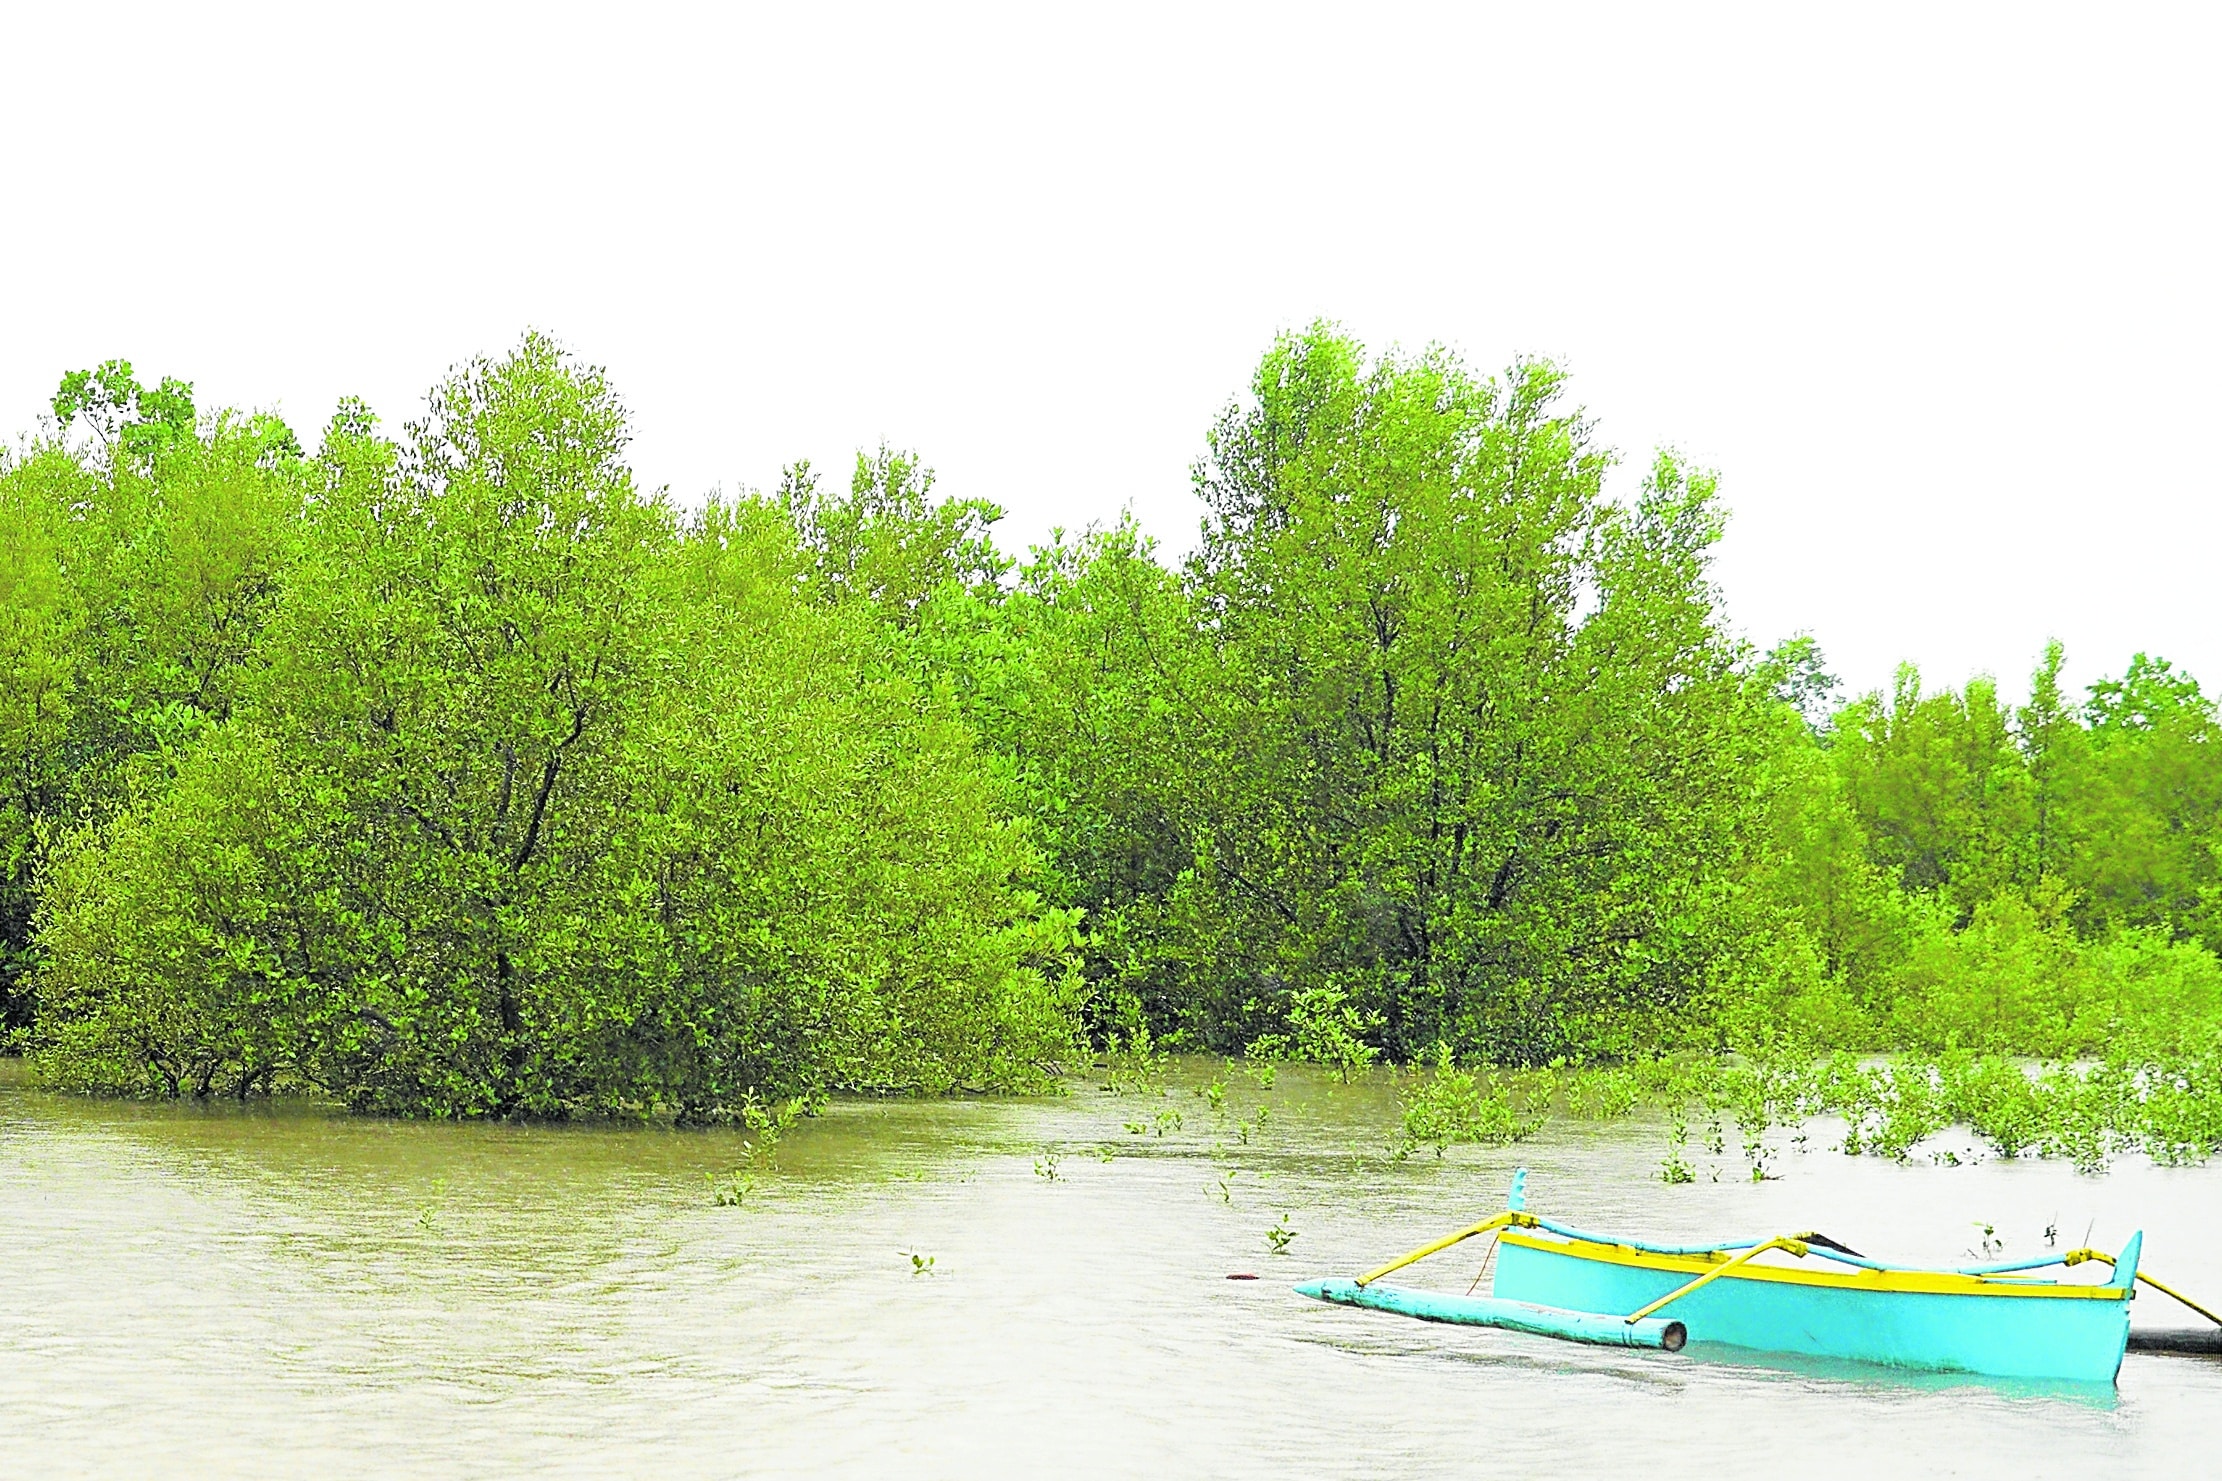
xmin=4 ymin=3 xmax=2215 ymax=705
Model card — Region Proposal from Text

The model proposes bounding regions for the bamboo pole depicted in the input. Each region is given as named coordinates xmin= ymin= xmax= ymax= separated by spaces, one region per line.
xmin=1624 ymin=1234 xmax=1813 ymax=1324
xmin=2064 ymin=1248 xmax=2222 ymax=1329
xmin=1355 ymin=1211 xmax=1534 ymax=1288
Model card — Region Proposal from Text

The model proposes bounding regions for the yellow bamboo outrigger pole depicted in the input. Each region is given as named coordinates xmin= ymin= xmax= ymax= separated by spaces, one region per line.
xmin=1622 ymin=1234 xmax=1816 ymax=1323
xmin=1354 ymin=1211 xmax=1540 ymax=1288
xmin=2063 ymin=1247 xmax=2222 ymax=1329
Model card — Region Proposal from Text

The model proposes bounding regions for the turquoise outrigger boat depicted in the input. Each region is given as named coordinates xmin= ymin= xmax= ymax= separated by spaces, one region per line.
xmin=1298 ymin=1171 xmax=2222 ymax=1383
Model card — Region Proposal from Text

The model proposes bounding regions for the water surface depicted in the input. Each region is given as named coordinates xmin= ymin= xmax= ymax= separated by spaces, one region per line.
xmin=6 ymin=1060 xmax=2219 ymax=1477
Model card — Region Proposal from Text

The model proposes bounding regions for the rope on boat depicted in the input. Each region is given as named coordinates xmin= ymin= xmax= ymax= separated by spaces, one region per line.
xmin=1355 ymin=1211 xmax=1538 ymax=1287
xmin=1525 ymin=1214 xmax=2186 ymax=1284
xmin=1350 ymin=1167 xmax=2222 ymax=1331
xmin=1623 ymin=1234 xmax=1817 ymax=1324
xmin=1464 ymin=1233 xmax=1502 ymax=1297
xmin=2062 ymin=1248 xmax=2222 ymax=1329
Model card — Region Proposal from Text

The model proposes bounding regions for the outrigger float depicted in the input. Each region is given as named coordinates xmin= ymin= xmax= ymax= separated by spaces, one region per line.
xmin=1296 ymin=1171 xmax=2222 ymax=1383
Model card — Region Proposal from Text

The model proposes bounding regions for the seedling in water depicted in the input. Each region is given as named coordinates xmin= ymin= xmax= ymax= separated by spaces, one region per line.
xmin=707 ymin=1169 xmax=757 ymax=1207
xmin=1123 ymin=1121 xmax=1146 ymax=1136
xmin=1034 ymin=1148 xmax=1063 ymax=1182
xmin=1266 ymin=1214 xmax=1298 ymax=1255
xmin=900 ymin=1250 xmax=936 ymax=1275
xmin=1660 ymin=1112 xmax=1695 ymax=1184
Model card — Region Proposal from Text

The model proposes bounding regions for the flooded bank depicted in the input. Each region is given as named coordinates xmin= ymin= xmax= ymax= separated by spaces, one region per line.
xmin=5 ymin=1059 xmax=2219 ymax=1477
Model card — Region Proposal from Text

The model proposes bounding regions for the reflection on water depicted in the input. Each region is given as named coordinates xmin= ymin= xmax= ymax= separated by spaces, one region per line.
xmin=1681 ymin=1341 xmax=2122 ymax=1410
xmin=4 ymin=1057 xmax=2218 ymax=1477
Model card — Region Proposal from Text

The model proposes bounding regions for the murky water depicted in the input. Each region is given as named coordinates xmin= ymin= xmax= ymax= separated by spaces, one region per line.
xmin=5 ymin=1058 xmax=2220 ymax=1478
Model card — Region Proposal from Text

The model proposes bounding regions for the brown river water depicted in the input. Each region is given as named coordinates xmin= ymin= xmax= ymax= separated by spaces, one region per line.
xmin=5 ymin=1056 xmax=2221 ymax=1478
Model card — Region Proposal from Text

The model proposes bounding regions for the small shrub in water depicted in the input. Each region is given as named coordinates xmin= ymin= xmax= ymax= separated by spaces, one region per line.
xmin=1243 ymin=1045 xmax=1278 ymax=1091
xmin=1287 ymin=984 xmax=1382 ymax=1083
xmin=1660 ymin=1110 xmax=1695 ymax=1184
xmin=1101 ymin=1018 xmax=1170 ymax=1096
xmin=707 ymin=1169 xmax=756 ymax=1206
xmin=739 ymin=1090 xmax=820 ymax=1169
xmin=1396 ymin=1042 xmax=1544 ymax=1159
xmin=1564 ymin=1066 xmax=1640 ymax=1121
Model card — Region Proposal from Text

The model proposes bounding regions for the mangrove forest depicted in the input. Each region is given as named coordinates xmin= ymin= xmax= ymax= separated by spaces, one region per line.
xmin=4 ymin=328 xmax=2220 ymax=1162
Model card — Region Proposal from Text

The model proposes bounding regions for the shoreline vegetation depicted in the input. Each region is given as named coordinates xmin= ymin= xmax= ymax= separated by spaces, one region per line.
xmin=4 ymin=328 xmax=2220 ymax=1171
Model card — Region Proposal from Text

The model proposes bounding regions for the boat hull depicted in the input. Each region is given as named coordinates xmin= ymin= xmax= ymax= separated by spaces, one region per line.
xmin=1492 ymin=1232 xmax=2131 ymax=1382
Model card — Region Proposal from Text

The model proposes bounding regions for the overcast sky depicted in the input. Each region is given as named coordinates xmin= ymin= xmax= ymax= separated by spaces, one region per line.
xmin=4 ymin=3 xmax=2215 ymax=704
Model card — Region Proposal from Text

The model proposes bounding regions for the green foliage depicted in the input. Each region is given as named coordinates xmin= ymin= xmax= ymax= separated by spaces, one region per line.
xmin=1752 ymin=633 xmax=1840 ymax=731
xmin=941 ymin=326 xmax=1766 ymax=1065
xmin=1562 ymin=1064 xmax=1640 ymax=1121
xmin=17 ymin=325 xmax=2222 ymax=1144
xmin=707 ymin=1169 xmax=757 ymax=1206
xmin=1 ymin=369 xmax=305 ymax=1036
xmin=1284 ymin=984 xmax=1382 ymax=1082
xmin=22 ymin=337 xmax=1080 ymax=1116
xmin=1395 ymin=1042 xmax=1544 ymax=1158
xmin=0 ymin=450 xmax=85 ymax=1033
xmin=1659 ymin=1109 xmax=1695 ymax=1183
xmin=782 ymin=446 xmax=1009 ymax=624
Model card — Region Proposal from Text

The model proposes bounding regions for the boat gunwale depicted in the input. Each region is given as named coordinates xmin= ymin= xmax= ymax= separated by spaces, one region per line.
xmin=1498 ymin=1228 xmax=2128 ymax=1301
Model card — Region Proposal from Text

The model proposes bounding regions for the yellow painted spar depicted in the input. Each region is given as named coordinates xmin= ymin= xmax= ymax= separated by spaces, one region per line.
xmin=1498 ymin=1229 xmax=2126 ymax=1299
xmin=1305 ymin=1168 xmax=2204 ymax=1380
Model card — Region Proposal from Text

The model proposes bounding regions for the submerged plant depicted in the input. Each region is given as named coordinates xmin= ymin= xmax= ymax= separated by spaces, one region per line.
xmin=1201 ymin=1071 xmax=1228 ymax=1113
xmin=740 ymin=1090 xmax=821 ymax=1170
xmin=1563 ymin=1065 xmax=1640 ymax=1121
xmin=1660 ymin=1110 xmax=1695 ymax=1184
xmin=707 ymin=1169 xmax=757 ymax=1207
xmin=1242 ymin=1045 xmax=1278 ymax=1091
xmin=900 ymin=1249 xmax=936 ymax=1275
xmin=1396 ymin=1042 xmax=1543 ymax=1159
xmin=1287 ymin=985 xmax=1382 ymax=1083
xmin=1101 ymin=1020 xmax=1170 ymax=1096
